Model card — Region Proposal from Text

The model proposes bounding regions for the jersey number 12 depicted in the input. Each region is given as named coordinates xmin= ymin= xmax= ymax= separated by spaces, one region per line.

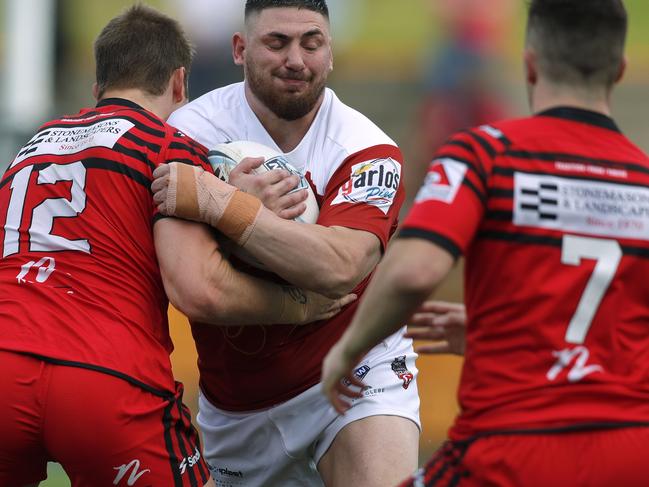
xmin=3 ymin=162 xmax=90 ymax=258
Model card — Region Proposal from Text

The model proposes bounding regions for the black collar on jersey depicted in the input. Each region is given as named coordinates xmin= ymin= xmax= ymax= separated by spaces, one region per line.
xmin=96 ymin=97 xmax=144 ymax=110
xmin=535 ymin=106 xmax=621 ymax=133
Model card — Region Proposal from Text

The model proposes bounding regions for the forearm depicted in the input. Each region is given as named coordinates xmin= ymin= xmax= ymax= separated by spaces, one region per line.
xmin=178 ymin=251 xmax=291 ymax=325
xmin=243 ymin=208 xmax=380 ymax=296
xmin=153 ymin=163 xmax=380 ymax=296
xmin=336 ymin=239 xmax=455 ymax=358
xmin=156 ymin=218 xmax=311 ymax=326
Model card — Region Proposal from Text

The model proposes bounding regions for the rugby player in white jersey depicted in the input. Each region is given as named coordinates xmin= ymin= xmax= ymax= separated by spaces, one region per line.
xmin=156 ymin=0 xmax=420 ymax=485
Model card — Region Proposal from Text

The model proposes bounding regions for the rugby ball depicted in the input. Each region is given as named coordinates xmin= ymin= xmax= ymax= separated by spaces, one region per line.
xmin=207 ymin=141 xmax=319 ymax=224
xmin=207 ymin=141 xmax=319 ymax=270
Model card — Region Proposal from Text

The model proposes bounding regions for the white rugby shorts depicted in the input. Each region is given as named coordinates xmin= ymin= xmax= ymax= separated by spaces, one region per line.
xmin=198 ymin=328 xmax=420 ymax=487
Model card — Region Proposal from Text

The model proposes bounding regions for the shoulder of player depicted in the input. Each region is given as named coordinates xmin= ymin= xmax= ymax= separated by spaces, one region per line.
xmin=323 ymin=89 xmax=398 ymax=155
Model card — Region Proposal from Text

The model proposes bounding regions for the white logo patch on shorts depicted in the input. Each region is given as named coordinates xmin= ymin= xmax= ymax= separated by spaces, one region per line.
xmin=415 ymin=158 xmax=468 ymax=204
xmin=331 ymin=158 xmax=401 ymax=214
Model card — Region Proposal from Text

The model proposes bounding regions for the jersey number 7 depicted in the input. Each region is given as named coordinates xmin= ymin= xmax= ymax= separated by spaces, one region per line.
xmin=561 ymin=234 xmax=622 ymax=344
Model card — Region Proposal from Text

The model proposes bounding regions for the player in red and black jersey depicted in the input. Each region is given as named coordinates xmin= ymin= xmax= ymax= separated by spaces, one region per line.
xmin=322 ymin=1 xmax=649 ymax=486
xmin=0 ymin=6 xmax=346 ymax=487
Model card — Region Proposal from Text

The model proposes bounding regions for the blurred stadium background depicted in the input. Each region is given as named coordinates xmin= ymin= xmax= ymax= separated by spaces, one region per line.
xmin=1 ymin=1 xmax=647 ymax=485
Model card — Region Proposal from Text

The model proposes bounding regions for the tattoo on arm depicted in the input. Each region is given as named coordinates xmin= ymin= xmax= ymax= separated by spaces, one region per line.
xmin=283 ymin=286 xmax=307 ymax=304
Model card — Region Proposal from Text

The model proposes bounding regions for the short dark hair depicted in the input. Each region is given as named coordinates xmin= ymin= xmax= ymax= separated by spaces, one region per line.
xmin=94 ymin=4 xmax=194 ymax=99
xmin=245 ymin=0 xmax=329 ymax=19
xmin=527 ymin=0 xmax=627 ymax=87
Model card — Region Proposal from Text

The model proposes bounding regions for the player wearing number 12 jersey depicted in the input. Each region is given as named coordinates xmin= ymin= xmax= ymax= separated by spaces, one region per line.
xmin=322 ymin=1 xmax=649 ymax=486
xmin=0 ymin=6 xmax=346 ymax=487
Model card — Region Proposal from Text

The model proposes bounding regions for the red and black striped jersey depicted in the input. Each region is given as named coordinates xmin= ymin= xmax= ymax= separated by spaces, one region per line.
xmin=401 ymin=107 xmax=649 ymax=438
xmin=0 ymin=98 xmax=212 ymax=395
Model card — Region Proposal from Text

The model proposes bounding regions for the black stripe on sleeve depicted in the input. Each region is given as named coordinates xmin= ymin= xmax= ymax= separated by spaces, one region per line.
xmin=465 ymin=130 xmax=497 ymax=158
xmin=397 ymin=228 xmax=462 ymax=259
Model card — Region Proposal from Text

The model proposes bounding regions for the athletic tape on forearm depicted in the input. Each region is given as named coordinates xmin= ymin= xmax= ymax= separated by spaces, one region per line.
xmin=168 ymin=163 xmax=262 ymax=245
xmin=217 ymin=190 xmax=263 ymax=246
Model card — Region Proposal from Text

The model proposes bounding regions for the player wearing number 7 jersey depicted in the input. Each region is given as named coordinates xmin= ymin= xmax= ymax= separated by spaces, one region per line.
xmin=0 ymin=5 xmax=348 ymax=487
xmin=322 ymin=1 xmax=649 ymax=486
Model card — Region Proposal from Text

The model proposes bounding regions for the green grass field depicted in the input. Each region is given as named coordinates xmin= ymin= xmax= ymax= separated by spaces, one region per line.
xmin=42 ymin=464 xmax=70 ymax=487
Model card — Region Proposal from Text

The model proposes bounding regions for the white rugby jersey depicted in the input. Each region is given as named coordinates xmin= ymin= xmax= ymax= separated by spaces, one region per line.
xmin=170 ymin=82 xmax=398 ymax=205
xmin=168 ymin=81 xmax=406 ymax=410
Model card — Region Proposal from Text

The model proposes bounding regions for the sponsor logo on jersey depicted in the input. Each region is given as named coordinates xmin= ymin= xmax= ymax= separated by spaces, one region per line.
xmin=391 ymin=356 xmax=414 ymax=390
xmin=415 ymin=158 xmax=467 ymax=204
xmin=112 ymin=459 xmax=150 ymax=486
xmin=331 ymin=158 xmax=401 ymax=214
xmin=546 ymin=346 xmax=603 ymax=383
xmin=179 ymin=447 xmax=202 ymax=475
xmin=514 ymin=172 xmax=649 ymax=239
xmin=11 ymin=119 xmax=135 ymax=168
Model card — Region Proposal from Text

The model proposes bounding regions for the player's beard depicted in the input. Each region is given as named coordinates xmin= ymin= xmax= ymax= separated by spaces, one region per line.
xmin=246 ymin=63 xmax=327 ymax=121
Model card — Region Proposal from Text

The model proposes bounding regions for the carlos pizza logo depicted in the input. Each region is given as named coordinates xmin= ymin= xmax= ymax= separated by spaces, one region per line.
xmin=331 ymin=158 xmax=401 ymax=214
xmin=391 ymin=356 xmax=414 ymax=390
xmin=415 ymin=157 xmax=468 ymax=204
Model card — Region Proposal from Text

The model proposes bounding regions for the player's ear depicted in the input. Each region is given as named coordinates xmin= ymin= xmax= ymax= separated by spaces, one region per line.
xmin=615 ymin=56 xmax=627 ymax=84
xmin=233 ymin=32 xmax=245 ymax=66
xmin=171 ymin=67 xmax=187 ymax=104
xmin=524 ymin=48 xmax=538 ymax=86
xmin=92 ymin=82 xmax=100 ymax=101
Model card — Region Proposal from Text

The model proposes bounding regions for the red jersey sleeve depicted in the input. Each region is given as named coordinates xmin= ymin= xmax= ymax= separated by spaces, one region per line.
xmin=317 ymin=144 xmax=405 ymax=250
xmin=400 ymin=127 xmax=506 ymax=258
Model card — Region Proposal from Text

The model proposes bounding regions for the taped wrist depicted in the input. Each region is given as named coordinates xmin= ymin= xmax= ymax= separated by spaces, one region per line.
xmin=168 ymin=163 xmax=262 ymax=246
